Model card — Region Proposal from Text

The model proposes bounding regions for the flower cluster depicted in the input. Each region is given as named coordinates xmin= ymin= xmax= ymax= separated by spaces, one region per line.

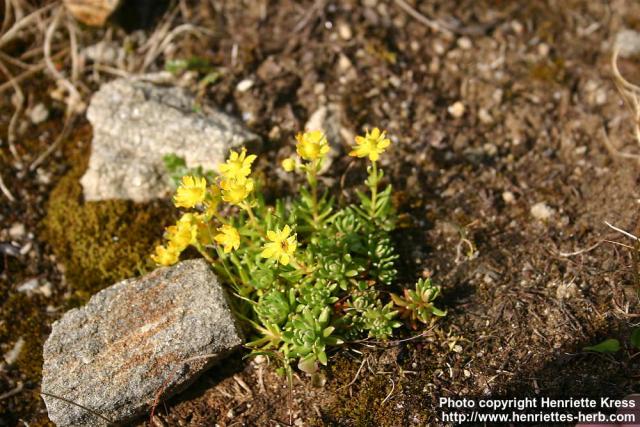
xmin=153 ymin=126 xmax=443 ymax=379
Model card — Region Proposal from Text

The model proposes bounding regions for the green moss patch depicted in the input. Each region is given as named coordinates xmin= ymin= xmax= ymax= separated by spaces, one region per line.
xmin=42 ymin=166 xmax=175 ymax=299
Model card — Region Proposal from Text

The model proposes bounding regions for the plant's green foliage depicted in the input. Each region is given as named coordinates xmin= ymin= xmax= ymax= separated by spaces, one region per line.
xmin=391 ymin=277 xmax=446 ymax=328
xmin=162 ymin=154 xmax=216 ymax=187
xmin=631 ymin=328 xmax=640 ymax=350
xmin=164 ymin=57 xmax=213 ymax=74
xmin=583 ymin=338 xmax=621 ymax=353
xmin=155 ymin=128 xmax=445 ymax=377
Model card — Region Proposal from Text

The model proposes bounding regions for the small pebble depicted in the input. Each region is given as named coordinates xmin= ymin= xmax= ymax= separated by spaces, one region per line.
xmin=28 ymin=103 xmax=49 ymax=124
xmin=478 ymin=108 xmax=493 ymax=124
xmin=337 ymin=22 xmax=352 ymax=40
xmin=9 ymin=223 xmax=26 ymax=240
xmin=537 ymin=43 xmax=550 ymax=57
xmin=530 ymin=202 xmax=554 ymax=220
xmin=4 ymin=338 xmax=25 ymax=365
xmin=17 ymin=278 xmax=39 ymax=293
xmin=615 ymin=29 xmax=640 ymax=58
xmin=236 ymin=79 xmax=254 ymax=92
xmin=457 ymin=37 xmax=472 ymax=50
xmin=502 ymin=191 xmax=515 ymax=204
xmin=448 ymin=101 xmax=465 ymax=118
xmin=39 ymin=281 xmax=54 ymax=298
xmin=338 ymin=54 xmax=353 ymax=72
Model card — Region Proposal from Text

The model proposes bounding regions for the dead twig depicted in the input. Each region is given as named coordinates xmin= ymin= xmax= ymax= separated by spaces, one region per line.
xmin=392 ymin=0 xmax=494 ymax=36
xmin=0 ymin=2 xmax=57 ymax=49
xmin=609 ymin=46 xmax=640 ymax=160
xmin=29 ymin=113 xmax=77 ymax=172
xmin=0 ymin=173 xmax=16 ymax=202
xmin=142 ymin=24 xmax=212 ymax=71
xmin=392 ymin=0 xmax=454 ymax=35
xmin=605 ymin=221 xmax=639 ymax=241
xmin=0 ymin=58 xmax=24 ymax=162
xmin=44 ymin=7 xmax=82 ymax=114
xmin=381 ymin=377 xmax=396 ymax=405
xmin=601 ymin=126 xmax=640 ymax=161
xmin=555 ymin=240 xmax=603 ymax=257
xmin=0 ymin=382 xmax=23 ymax=400
xmin=337 ymin=356 xmax=369 ymax=391
xmin=40 ymin=391 xmax=113 ymax=423
xmin=0 ymin=49 xmax=69 ymax=95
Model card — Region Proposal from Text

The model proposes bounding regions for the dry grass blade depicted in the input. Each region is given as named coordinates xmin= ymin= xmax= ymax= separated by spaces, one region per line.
xmin=0 ymin=173 xmax=16 ymax=202
xmin=0 ymin=2 xmax=58 ymax=49
xmin=0 ymin=57 xmax=24 ymax=162
xmin=393 ymin=0 xmax=495 ymax=36
xmin=141 ymin=24 xmax=212 ymax=71
xmin=0 ymin=48 xmax=69 ymax=95
xmin=44 ymin=7 xmax=83 ymax=113
xmin=29 ymin=113 xmax=77 ymax=171
xmin=39 ymin=391 xmax=113 ymax=423
xmin=392 ymin=0 xmax=454 ymax=35
xmin=605 ymin=221 xmax=639 ymax=241
xmin=610 ymin=46 xmax=640 ymax=160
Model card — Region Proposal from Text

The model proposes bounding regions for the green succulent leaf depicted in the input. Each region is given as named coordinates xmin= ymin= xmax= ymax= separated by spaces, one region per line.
xmin=583 ymin=338 xmax=621 ymax=353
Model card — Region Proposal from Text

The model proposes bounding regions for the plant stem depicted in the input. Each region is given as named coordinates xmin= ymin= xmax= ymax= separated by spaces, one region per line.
xmin=308 ymin=161 xmax=320 ymax=226
xmin=241 ymin=201 xmax=263 ymax=236
xmin=369 ymin=160 xmax=378 ymax=220
xmin=290 ymin=256 xmax=312 ymax=274
xmin=196 ymin=244 xmax=215 ymax=264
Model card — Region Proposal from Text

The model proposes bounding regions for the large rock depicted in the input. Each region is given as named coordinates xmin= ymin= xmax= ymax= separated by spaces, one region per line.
xmin=42 ymin=259 xmax=244 ymax=426
xmin=80 ymin=77 xmax=259 ymax=202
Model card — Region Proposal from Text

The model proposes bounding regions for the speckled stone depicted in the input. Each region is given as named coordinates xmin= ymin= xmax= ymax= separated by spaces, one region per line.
xmin=80 ymin=77 xmax=259 ymax=202
xmin=41 ymin=259 xmax=244 ymax=426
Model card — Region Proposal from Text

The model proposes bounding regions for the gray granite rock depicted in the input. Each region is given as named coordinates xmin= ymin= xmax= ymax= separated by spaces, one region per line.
xmin=42 ymin=259 xmax=244 ymax=426
xmin=80 ymin=77 xmax=259 ymax=202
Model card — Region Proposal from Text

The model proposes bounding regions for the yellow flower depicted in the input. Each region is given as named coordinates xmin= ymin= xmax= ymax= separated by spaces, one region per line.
xmin=174 ymin=175 xmax=207 ymax=208
xmin=214 ymin=224 xmax=241 ymax=253
xmin=261 ymin=225 xmax=297 ymax=265
xmin=282 ymin=157 xmax=296 ymax=172
xmin=165 ymin=213 xmax=198 ymax=250
xmin=204 ymin=185 xmax=221 ymax=219
xmin=220 ymin=178 xmax=254 ymax=205
xmin=349 ymin=127 xmax=391 ymax=162
xmin=295 ymin=130 xmax=330 ymax=161
xmin=195 ymin=218 xmax=214 ymax=246
xmin=151 ymin=243 xmax=180 ymax=266
xmin=219 ymin=148 xmax=257 ymax=180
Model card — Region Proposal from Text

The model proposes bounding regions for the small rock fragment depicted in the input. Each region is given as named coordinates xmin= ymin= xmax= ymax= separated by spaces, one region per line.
xmin=83 ymin=41 xmax=124 ymax=64
xmin=4 ymin=338 xmax=25 ymax=365
xmin=530 ymin=202 xmax=554 ymax=220
xmin=236 ymin=79 xmax=255 ymax=92
xmin=502 ymin=191 xmax=515 ymax=204
xmin=8 ymin=223 xmax=26 ymax=240
xmin=17 ymin=278 xmax=39 ymax=294
xmin=556 ymin=281 xmax=580 ymax=300
xmin=337 ymin=22 xmax=353 ymax=40
xmin=448 ymin=101 xmax=465 ymax=118
xmin=615 ymin=29 xmax=640 ymax=58
xmin=27 ymin=103 xmax=49 ymax=124
xmin=42 ymin=259 xmax=244 ymax=426
xmin=457 ymin=37 xmax=472 ymax=50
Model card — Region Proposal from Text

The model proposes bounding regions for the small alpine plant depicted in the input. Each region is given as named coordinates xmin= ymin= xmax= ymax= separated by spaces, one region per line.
xmin=152 ymin=127 xmax=445 ymax=378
